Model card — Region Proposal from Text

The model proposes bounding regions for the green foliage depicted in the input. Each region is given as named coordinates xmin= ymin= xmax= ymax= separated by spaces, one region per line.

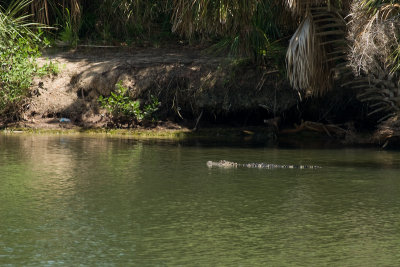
xmin=0 ymin=0 xmax=39 ymax=43
xmin=0 ymin=0 xmax=48 ymax=120
xmin=58 ymin=8 xmax=79 ymax=47
xmin=98 ymin=81 xmax=160 ymax=127
xmin=36 ymin=60 xmax=60 ymax=76
xmin=0 ymin=37 xmax=40 ymax=117
xmin=360 ymin=0 xmax=398 ymax=15
xmin=392 ymin=45 xmax=400 ymax=74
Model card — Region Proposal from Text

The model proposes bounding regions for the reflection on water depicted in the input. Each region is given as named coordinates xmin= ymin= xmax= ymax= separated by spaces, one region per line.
xmin=1 ymin=135 xmax=400 ymax=266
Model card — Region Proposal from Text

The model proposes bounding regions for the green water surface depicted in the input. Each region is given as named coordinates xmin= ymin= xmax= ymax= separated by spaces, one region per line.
xmin=1 ymin=135 xmax=400 ymax=266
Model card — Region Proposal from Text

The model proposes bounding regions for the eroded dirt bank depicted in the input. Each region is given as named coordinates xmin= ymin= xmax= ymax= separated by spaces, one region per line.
xmin=2 ymin=47 xmax=399 ymax=148
xmin=19 ymin=47 xmax=295 ymax=130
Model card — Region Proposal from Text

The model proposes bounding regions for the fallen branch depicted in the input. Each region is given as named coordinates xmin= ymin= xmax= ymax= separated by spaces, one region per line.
xmin=280 ymin=121 xmax=348 ymax=138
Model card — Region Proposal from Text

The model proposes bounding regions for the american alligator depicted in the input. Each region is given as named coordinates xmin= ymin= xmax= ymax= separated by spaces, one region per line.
xmin=207 ymin=160 xmax=321 ymax=169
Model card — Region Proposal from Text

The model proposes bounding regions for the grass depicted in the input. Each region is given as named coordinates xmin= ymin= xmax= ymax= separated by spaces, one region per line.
xmin=0 ymin=126 xmax=275 ymax=142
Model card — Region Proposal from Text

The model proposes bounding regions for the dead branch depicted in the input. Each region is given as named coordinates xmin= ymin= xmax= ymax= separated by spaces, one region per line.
xmin=280 ymin=120 xmax=348 ymax=137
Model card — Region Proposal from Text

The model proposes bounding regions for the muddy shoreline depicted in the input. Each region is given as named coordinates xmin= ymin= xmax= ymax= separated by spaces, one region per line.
xmin=0 ymin=122 xmax=393 ymax=149
xmin=1 ymin=47 xmax=399 ymax=148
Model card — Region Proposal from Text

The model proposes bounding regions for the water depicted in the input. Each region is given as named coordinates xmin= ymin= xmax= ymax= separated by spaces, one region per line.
xmin=1 ymin=134 xmax=400 ymax=266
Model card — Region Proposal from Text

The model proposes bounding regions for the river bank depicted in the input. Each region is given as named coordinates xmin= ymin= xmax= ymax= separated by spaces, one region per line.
xmin=18 ymin=47 xmax=294 ymax=129
xmin=1 ymin=47 xmax=399 ymax=148
xmin=0 ymin=123 xmax=391 ymax=149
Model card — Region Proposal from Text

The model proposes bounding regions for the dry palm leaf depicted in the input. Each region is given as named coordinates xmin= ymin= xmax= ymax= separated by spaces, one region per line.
xmin=286 ymin=6 xmax=346 ymax=96
xmin=346 ymin=0 xmax=400 ymax=122
xmin=285 ymin=0 xmax=339 ymax=17
xmin=286 ymin=14 xmax=317 ymax=91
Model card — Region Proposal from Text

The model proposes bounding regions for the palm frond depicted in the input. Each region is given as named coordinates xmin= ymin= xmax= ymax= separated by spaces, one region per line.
xmin=286 ymin=15 xmax=317 ymax=91
xmin=0 ymin=0 xmax=42 ymax=43
xmin=350 ymin=72 xmax=400 ymax=122
xmin=346 ymin=0 xmax=400 ymax=122
xmin=284 ymin=0 xmax=345 ymax=16
xmin=286 ymin=5 xmax=347 ymax=96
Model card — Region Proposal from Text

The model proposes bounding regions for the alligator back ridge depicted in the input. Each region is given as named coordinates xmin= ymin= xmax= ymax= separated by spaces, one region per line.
xmin=206 ymin=160 xmax=321 ymax=169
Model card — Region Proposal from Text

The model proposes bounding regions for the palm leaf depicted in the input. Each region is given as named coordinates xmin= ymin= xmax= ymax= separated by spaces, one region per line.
xmin=346 ymin=0 xmax=400 ymax=122
xmin=286 ymin=5 xmax=346 ymax=96
xmin=286 ymin=14 xmax=316 ymax=91
xmin=0 ymin=0 xmax=43 ymax=43
xmin=285 ymin=0 xmax=345 ymax=16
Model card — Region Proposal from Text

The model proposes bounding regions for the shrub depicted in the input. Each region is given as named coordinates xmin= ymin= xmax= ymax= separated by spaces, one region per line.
xmin=0 ymin=0 xmax=51 ymax=122
xmin=98 ymin=81 xmax=160 ymax=127
xmin=0 ymin=37 xmax=41 ymax=119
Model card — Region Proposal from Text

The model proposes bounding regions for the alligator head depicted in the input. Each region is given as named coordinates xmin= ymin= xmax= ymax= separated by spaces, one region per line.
xmin=207 ymin=160 xmax=239 ymax=168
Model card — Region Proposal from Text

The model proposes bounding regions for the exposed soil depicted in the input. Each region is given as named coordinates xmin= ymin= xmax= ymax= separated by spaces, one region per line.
xmin=13 ymin=47 xmax=297 ymax=131
xmin=3 ymin=47 xmax=399 ymax=148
